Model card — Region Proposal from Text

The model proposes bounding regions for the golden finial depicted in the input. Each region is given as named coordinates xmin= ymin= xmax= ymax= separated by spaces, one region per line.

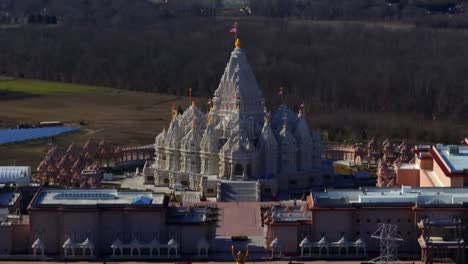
xmin=171 ymin=104 xmax=178 ymax=120
xmin=207 ymin=117 xmax=212 ymax=125
xmin=192 ymin=100 xmax=196 ymax=107
xmin=264 ymin=109 xmax=270 ymax=124
xmin=299 ymin=102 xmax=305 ymax=117
xmin=282 ymin=113 xmax=287 ymax=129
xmin=236 ymin=103 xmax=240 ymax=110
xmin=235 ymin=38 xmax=241 ymax=48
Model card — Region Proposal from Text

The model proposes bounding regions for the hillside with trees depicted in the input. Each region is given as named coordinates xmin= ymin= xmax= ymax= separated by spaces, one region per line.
xmin=0 ymin=0 xmax=467 ymax=143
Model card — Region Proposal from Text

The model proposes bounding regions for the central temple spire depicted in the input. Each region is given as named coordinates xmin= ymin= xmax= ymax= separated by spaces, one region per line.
xmin=212 ymin=43 xmax=265 ymax=123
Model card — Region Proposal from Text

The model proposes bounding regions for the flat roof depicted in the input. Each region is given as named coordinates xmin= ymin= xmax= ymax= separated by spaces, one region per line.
xmin=0 ymin=191 xmax=20 ymax=207
xmin=32 ymin=189 xmax=166 ymax=207
xmin=267 ymin=205 xmax=311 ymax=222
xmin=398 ymin=163 xmax=419 ymax=170
xmin=311 ymin=186 xmax=468 ymax=207
xmin=0 ymin=166 xmax=31 ymax=184
xmin=434 ymin=145 xmax=468 ymax=173
xmin=168 ymin=206 xmax=218 ymax=224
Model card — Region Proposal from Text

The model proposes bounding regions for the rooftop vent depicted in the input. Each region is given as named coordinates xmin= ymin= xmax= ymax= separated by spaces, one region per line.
xmin=448 ymin=145 xmax=459 ymax=155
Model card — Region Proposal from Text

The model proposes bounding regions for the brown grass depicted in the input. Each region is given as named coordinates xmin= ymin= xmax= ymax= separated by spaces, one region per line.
xmin=0 ymin=86 xmax=195 ymax=167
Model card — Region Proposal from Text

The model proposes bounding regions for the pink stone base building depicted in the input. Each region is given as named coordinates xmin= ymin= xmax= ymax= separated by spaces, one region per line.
xmin=1 ymin=188 xmax=218 ymax=258
xmin=263 ymin=187 xmax=468 ymax=263
xmin=395 ymin=145 xmax=468 ymax=188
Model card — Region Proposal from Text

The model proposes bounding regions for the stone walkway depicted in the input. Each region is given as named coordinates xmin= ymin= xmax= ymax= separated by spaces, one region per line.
xmin=216 ymin=202 xmax=265 ymax=237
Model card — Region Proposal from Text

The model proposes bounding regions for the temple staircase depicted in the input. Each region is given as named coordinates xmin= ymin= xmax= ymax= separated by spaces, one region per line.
xmin=219 ymin=181 xmax=259 ymax=202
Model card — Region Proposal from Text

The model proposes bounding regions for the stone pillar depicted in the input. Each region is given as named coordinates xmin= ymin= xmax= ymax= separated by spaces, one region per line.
xmin=256 ymin=181 xmax=261 ymax=201
xmin=216 ymin=182 xmax=222 ymax=200
xmin=242 ymin=163 xmax=247 ymax=180
xmin=230 ymin=162 xmax=235 ymax=181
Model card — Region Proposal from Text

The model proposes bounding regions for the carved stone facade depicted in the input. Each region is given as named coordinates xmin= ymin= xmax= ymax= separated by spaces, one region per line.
xmin=146 ymin=43 xmax=322 ymax=199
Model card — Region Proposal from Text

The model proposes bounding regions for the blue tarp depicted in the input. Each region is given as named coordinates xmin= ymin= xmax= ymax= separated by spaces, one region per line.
xmin=0 ymin=127 xmax=79 ymax=144
xmin=354 ymin=171 xmax=371 ymax=179
xmin=131 ymin=196 xmax=153 ymax=205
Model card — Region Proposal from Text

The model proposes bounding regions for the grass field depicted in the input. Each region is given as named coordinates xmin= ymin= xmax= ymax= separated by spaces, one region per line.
xmin=0 ymin=79 xmax=191 ymax=167
xmin=0 ymin=79 xmax=98 ymax=95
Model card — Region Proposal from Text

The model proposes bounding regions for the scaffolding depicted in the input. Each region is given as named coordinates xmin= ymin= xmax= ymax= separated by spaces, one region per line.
xmin=417 ymin=217 xmax=465 ymax=264
xmin=369 ymin=224 xmax=403 ymax=264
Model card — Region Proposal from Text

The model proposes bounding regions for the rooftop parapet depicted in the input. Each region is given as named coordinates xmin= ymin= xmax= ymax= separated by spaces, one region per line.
xmin=30 ymin=188 xmax=167 ymax=208
xmin=310 ymin=187 xmax=468 ymax=208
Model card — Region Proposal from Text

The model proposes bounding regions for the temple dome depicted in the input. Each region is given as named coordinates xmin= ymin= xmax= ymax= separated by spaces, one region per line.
xmin=299 ymin=237 xmax=313 ymax=248
xmin=130 ymin=238 xmax=141 ymax=247
xmin=179 ymin=103 xmax=206 ymax=133
xmin=168 ymin=238 xmax=179 ymax=248
xmin=231 ymin=135 xmax=254 ymax=155
xmin=294 ymin=113 xmax=313 ymax=146
xmin=150 ymin=237 xmax=160 ymax=247
xmin=180 ymin=123 xmax=202 ymax=152
xmin=271 ymin=104 xmax=298 ymax=132
xmin=62 ymin=238 xmax=76 ymax=248
xmin=270 ymin=237 xmax=282 ymax=248
xmin=259 ymin=120 xmax=278 ymax=151
xmin=65 ymin=143 xmax=80 ymax=158
xmin=165 ymin=116 xmax=183 ymax=149
xmin=81 ymin=237 xmax=94 ymax=248
xmin=278 ymin=125 xmax=297 ymax=152
xmin=155 ymin=128 xmax=166 ymax=148
xmin=354 ymin=238 xmax=365 ymax=245
xmin=32 ymin=238 xmax=45 ymax=249
xmin=316 ymin=236 xmax=328 ymax=245
xmin=111 ymin=238 xmax=123 ymax=248
xmin=200 ymin=124 xmax=219 ymax=153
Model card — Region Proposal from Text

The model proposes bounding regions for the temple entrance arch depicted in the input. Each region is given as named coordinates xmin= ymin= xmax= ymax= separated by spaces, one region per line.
xmin=234 ymin=164 xmax=243 ymax=176
xmin=355 ymin=155 xmax=362 ymax=165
